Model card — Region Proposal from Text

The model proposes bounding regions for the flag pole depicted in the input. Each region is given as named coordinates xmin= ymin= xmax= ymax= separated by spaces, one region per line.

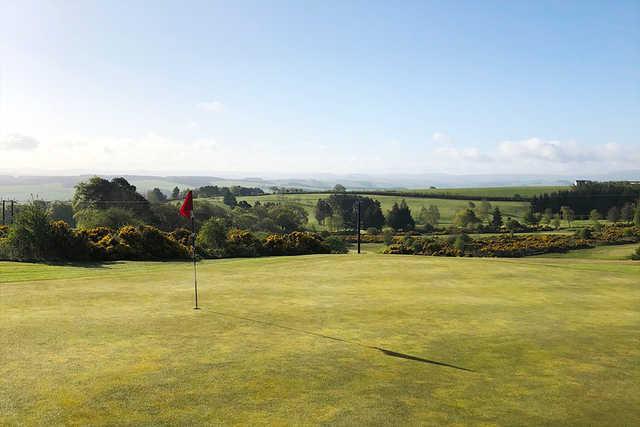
xmin=192 ymin=214 xmax=199 ymax=310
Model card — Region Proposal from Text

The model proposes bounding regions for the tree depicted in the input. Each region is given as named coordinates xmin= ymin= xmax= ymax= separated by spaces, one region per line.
xmin=382 ymin=228 xmax=394 ymax=245
xmin=476 ymin=200 xmax=492 ymax=220
xmin=634 ymin=206 xmax=640 ymax=227
xmin=418 ymin=205 xmax=440 ymax=227
xmin=72 ymin=176 xmax=151 ymax=218
xmin=552 ymin=213 xmax=561 ymax=230
xmin=222 ymin=189 xmax=237 ymax=207
xmin=314 ymin=199 xmax=333 ymax=225
xmin=196 ymin=218 xmax=228 ymax=254
xmin=48 ymin=201 xmax=75 ymax=226
xmin=453 ymin=208 xmax=480 ymax=229
xmin=386 ymin=200 xmax=415 ymax=231
xmin=333 ymin=184 xmax=346 ymax=193
xmin=589 ymin=209 xmax=601 ymax=222
xmin=491 ymin=207 xmax=503 ymax=228
xmin=620 ymin=203 xmax=634 ymax=222
xmin=606 ymin=206 xmax=620 ymax=223
xmin=560 ymin=206 xmax=575 ymax=226
xmin=171 ymin=186 xmax=180 ymax=199
xmin=74 ymin=207 xmax=141 ymax=229
xmin=6 ymin=201 xmax=52 ymax=260
xmin=146 ymin=188 xmax=167 ymax=204
xmin=523 ymin=208 xmax=539 ymax=225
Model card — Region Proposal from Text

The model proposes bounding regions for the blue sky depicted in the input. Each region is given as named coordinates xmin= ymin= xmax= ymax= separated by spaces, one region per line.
xmin=1 ymin=0 xmax=638 ymax=176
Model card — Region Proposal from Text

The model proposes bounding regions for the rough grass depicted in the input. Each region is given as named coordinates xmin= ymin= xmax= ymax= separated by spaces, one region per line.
xmin=1 ymin=254 xmax=639 ymax=425
xmin=233 ymin=193 xmax=531 ymax=227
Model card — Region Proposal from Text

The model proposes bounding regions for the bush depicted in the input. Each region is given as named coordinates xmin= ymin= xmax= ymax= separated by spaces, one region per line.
xmin=5 ymin=201 xmax=53 ymax=260
xmin=0 ymin=225 xmax=8 ymax=238
xmin=74 ymin=207 xmax=141 ymax=229
xmin=631 ymin=246 xmax=640 ymax=261
xmin=324 ymin=236 xmax=349 ymax=254
xmin=196 ymin=218 xmax=227 ymax=256
xmin=263 ymin=231 xmax=329 ymax=256
xmin=383 ymin=228 xmax=394 ymax=245
xmin=224 ymin=229 xmax=263 ymax=257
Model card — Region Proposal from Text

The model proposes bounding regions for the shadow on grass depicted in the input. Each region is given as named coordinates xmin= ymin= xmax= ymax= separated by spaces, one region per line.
xmin=207 ymin=310 xmax=474 ymax=373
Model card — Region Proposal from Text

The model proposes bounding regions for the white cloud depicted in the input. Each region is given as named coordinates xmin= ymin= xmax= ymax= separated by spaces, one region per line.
xmin=197 ymin=101 xmax=225 ymax=113
xmin=432 ymin=132 xmax=453 ymax=144
xmin=0 ymin=133 xmax=40 ymax=150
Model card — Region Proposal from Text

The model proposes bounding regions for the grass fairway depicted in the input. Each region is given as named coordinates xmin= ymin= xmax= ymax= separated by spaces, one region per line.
xmin=1 ymin=255 xmax=639 ymax=425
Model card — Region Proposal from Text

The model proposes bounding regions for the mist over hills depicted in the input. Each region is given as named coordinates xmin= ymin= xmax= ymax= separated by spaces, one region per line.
xmin=1 ymin=171 xmax=638 ymax=201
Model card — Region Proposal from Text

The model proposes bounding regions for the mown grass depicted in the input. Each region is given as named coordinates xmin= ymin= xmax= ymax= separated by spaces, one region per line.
xmin=533 ymin=243 xmax=640 ymax=260
xmin=233 ymin=193 xmax=531 ymax=228
xmin=1 ymin=253 xmax=639 ymax=425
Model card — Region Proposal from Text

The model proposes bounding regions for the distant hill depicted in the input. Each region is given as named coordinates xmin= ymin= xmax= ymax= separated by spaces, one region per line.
xmin=0 ymin=171 xmax=637 ymax=201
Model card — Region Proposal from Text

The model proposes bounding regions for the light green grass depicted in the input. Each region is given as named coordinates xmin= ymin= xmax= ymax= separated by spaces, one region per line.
xmin=232 ymin=193 xmax=531 ymax=228
xmin=533 ymin=243 xmax=640 ymax=260
xmin=1 ymin=255 xmax=639 ymax=425
xmin=411 ymin=185 xmax=569 ymax=198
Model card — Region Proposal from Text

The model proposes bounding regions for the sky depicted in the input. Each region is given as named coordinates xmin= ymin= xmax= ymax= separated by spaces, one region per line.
xmin=1 ymin=0 xmax=638 ymax=177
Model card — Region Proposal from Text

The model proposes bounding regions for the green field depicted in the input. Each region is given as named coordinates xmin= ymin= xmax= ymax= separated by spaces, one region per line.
xmin=2 ymin=253 xmax=639 ymax=425
xmin=412 ymin=185 xmax=569 ymax=198
xmin=231 ymin=193 xmax=531 ymax=228
xmin=533 ymin=243 xmax=640 ymax=260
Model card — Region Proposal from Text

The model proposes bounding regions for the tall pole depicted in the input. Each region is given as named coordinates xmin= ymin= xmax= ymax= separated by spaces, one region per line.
xmin=192 ymin=215 xmax=199 ymax=309
xmin=357 ymin=199 xmax=361 ymax=254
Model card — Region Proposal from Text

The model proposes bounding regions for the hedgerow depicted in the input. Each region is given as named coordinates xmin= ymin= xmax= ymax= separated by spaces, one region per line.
xmin=385 ymin=225 xmax=640 ymax=258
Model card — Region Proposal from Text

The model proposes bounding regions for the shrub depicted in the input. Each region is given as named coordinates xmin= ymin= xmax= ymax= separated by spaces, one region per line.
xmin=5 ymin=201 xmax=53 ymax=260
xmin=631 ymin=246 xmax=640 ymax=261
xmin=196 ymin=218 xmax=228 ymax=256
xmin=382 ymin=228 xmax=394 ymax=245
xmin=263 ymin=231 xmax=329 ymax=256
xmin=74 ymin=207 xmax=141 ymax=229
xmin=224 ymin=229 xmax=263 ymax=257
xmin=324 ymin=236 xmax=349 ymax=254
xmin=0 ymin=225 xmax=8 ymax=238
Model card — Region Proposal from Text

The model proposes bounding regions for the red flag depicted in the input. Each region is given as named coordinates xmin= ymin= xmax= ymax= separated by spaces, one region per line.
xmin=179 ymin=190 xmax=194 ymax=218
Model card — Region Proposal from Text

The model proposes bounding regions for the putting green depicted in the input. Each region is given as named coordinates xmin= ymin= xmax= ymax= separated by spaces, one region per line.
xmin=1 ymin=254 xmax=639 ymax=425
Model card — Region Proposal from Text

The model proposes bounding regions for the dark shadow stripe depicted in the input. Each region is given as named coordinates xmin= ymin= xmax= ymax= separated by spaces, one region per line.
xmin=206 ymin=310 xmax=474 ymax=373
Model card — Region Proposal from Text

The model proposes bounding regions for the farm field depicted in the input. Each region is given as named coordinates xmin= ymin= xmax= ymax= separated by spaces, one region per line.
xmin=2 ymin=254 xmax=639 ymax=425
xmin=231 ymin=193 xmax=531 ymax=227
xmin=410 ymin=185 xmax=569 ymax=198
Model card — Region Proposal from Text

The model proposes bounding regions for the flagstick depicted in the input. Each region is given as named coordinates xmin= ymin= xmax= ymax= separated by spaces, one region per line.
xmin=192 ymin=215 xmax=200 ymax=310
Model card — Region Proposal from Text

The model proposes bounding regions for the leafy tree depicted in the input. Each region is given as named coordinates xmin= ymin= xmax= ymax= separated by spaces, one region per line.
xmin=269 ymin=205 xmax=308 ymax=233
xmin=589 ymin=209 xmax=602 ymax=222
xmin=606 ymin=206 xmax=620 ymax=223
xmin=171 ymin=186 xmax=180 ymax=199
xmin=333 ymin=184 xmax=346 ymax=193
xmin=72 ymin=176 xmax=151 ymax=218
xmin=634 ymin=206 xmax=640 ymax=227
xmin=476 ymin=200 xmax=492 ymax=220
xmin=196 ymin=218 xmax=228 ymax=254
xmin=453 ymin=208 xmax=480 ymax=229
xmin=74 ymin=207 xmax=141 ymax=229
xmin=48 ymin=201 xmax=75 ymax=226
xmin=237 ymin=200 xmax=252 ymax=209
xmin=319 ymin=194 xmax=384 ymax=230
xmin=386 ymin=200 xmax=415 ymax=231
xmin=524 ymin=208 xmax=539 ymax=225
xmin=620 ymin=203 xmax=634 ymax=222
xmin=146 ymin=188 xmax=167 ymax=203
xmin=314 ymin=199 xmax=333 ymax=225
xmin=6 ymin=201 xmax=52 ymax=259
xmin=552 ymin=213 xmax=561 ymax=230
xmin=560 ymin=206 xmax=575 ymax=226
xmin=418 ymin=205 xmax=440 ymax=227
xmin=491 ymin=207 xmax=503 ymax=228
xmin=222 ymin=189 xmax=237 ymax=207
